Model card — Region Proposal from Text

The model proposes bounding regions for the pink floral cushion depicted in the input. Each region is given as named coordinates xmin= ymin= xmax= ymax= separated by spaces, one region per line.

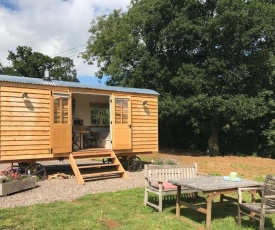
xmin=154 ymin=181 xmax=177 ymax=190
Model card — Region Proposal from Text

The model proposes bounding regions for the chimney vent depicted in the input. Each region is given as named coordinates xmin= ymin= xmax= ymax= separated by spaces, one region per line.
xmin=43 ymin=66 xmax=51 ymax=81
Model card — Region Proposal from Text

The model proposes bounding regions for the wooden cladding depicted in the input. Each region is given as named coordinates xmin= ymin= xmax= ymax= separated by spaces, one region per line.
xmin=130 ymin=96 xmax=158 ymax=152
xmin=0 ymin=86 xmax=51 ymax=160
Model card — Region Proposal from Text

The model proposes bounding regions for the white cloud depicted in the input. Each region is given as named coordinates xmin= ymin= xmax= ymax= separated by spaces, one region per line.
xmin=0 ymin=0 xmax=131 ymax=82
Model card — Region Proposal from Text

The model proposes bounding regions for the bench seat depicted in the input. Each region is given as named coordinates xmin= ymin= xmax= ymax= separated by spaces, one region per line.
xmin=144 ymin=163 xmax=199 ymax=212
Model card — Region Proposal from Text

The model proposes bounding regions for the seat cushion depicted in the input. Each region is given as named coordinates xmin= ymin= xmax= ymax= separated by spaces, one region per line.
xmin=154 ymin=181 xmax=177 ymax=190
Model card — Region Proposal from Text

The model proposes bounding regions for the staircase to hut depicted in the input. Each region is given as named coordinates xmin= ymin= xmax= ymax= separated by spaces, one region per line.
xmin=69 ymin=148 xmax=129 ymax=184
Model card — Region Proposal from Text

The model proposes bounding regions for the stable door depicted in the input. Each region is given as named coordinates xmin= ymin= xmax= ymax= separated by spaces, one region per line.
xmin=111 ymin=96 xmax=132 ymax=150
xmin=50 ymin=92 xmax=72 ymax=154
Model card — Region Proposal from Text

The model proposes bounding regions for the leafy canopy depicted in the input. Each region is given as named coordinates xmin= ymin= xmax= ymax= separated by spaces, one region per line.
xmin=83 ymin=0 xmax=275 ymax=154
xmin=6 ymin=46 xmax=79 ymax=82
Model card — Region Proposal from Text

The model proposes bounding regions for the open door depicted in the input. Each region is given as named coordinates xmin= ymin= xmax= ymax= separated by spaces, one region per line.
xmin=51 ymin=92 xmax=72 ymax=154
xmin=111 ymin=96 xmax=132 ymax=150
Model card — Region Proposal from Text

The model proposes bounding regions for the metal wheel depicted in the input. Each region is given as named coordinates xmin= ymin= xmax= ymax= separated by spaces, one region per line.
xmin=18 ymin=162 xmax=30 ymax=174
xmin=25 ymin=163 xmax=46 ymax=181
xmin=127 ymin=156 xmax=142 ymax=172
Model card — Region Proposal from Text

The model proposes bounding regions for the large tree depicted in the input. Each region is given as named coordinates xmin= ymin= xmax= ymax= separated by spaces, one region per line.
xmin=1 ymin=61 xmax=21 ymax=76
xmin=7 ymin=46 xmax=79 ymax=82
xmin=82 ymin=0 xmax=275 ymax=155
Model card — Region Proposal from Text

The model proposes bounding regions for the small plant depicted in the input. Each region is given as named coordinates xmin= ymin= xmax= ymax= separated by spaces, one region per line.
xmin=0 ymin=165 xmax=28 ymax=183
xmin=151 ymin=158 xmax=164 ymax=165
xmin=209 ymin=173 xmax=222 ymax=176
xmin=165 ymin=159 xmax=177 ymax=165
xmin=151 ymin=158 xmax=177 ymax=165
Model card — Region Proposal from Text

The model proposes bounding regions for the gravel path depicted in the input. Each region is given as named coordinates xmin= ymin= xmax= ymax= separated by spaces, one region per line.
xmin=0 ymin=160 xmax=145 ymax=209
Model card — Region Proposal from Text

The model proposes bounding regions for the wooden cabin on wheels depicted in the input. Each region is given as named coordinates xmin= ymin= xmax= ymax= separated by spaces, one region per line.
xmin=0 ymin=74 xmax=159 ymax=184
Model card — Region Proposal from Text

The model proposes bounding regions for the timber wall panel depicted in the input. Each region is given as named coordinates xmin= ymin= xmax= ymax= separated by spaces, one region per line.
xmin=0 ymin=86 xmax=51 ymax=161
xmin=0 ymin=87 xmax=1 ymax=160
xmin=131 ymin=95 xmax=158 ymax=152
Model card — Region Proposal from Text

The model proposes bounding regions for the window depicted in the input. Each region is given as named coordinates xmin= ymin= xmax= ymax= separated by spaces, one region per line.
xmin=91 ymin=107 xmax=109 ymax=126
xmin=115 ymin=98 xmax=128 ymax=124
xmin=53 ymin=96 xmax=69 ymax=124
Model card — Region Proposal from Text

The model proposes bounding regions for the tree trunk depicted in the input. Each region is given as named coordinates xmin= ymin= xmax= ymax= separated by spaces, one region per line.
xmin=207 ymin=116 xmax=220 ymax=156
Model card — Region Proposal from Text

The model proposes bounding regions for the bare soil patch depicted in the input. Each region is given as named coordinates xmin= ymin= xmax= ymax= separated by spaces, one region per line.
xmin=98 ymin=219 xmax=120 ymax=229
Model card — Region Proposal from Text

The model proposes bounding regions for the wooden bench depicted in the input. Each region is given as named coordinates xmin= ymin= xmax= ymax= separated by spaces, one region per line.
xmin=144 ymin=163 xmax=199 ymax=212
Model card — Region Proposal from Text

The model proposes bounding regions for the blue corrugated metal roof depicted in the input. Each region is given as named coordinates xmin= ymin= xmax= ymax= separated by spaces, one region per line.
xmin=0 ymin=74 xmax=159 ymax=95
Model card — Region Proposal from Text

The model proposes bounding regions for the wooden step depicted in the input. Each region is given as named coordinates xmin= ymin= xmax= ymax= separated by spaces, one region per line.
xmin=69 ymin=151 xmax=129 ymax=184
xmin=78 ymin=163 xmax=119 ymax=169
xmin=72 ymin=149 xmax=112 ymax=155
xmin=82 ymin=170 xmax=125 ymax=178
xmin=72 ymin=152 xmax=112 ymax=158
xmin=90 ymin=157 xmax=115 ymax=161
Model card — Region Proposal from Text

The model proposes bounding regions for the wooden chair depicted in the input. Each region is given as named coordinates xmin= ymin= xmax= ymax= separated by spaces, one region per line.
xmin=238 ymin=174 xmax=275 ymax=230
xmin=72 ymin=125 xmax=87 ymax=149
xmin=72 ymin=129 xmax=81 ymax=149
xmin=83 ymin=127 xmax=95 ymax=148
xmin=144 ymin=163 xmax=199 ymax=212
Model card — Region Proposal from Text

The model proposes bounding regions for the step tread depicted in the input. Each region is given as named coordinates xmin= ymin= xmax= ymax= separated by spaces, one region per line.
xmin=73 ymin=157 xmax=115 ymax=161
xmin=78 ymin=163 xmax=119 ymax=169
xmin=82 ymin=170 xmax=124 ymax=178
xmin=72 ymin=153 xmax=113 ymax=158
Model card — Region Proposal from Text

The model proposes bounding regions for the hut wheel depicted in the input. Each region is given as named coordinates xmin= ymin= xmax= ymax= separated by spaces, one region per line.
xmin=127 ymin=156 xmax=142 ymax=172
xmin=25 ymin=163 xmax=46 ymax=181
xmin=18 ymin=162 xmax=31 ymax=173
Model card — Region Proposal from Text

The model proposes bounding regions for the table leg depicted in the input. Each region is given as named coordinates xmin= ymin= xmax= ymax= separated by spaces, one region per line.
xmin=250 ymin=189 xmax=257 ymax=203
xmin=176 ymin=185 xmax=181 ymax=217
xmin=250 ymin=189 xmax=257 ymax=217
xmin=80 ymin=133 xmax=83 ymax=149
xmin=206 ymin=193 xmax=215 ymax=230
xmin=220 ymin=194 xmax=224 ymax=202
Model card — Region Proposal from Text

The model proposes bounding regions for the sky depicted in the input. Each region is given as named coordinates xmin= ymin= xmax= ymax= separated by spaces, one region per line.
xmin=0 ymin=0 xmax=131 ymax=84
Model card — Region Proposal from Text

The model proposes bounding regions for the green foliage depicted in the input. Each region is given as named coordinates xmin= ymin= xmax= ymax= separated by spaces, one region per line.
xmin=82 ymin=0 xmax=275 ymax=156
xmin=152 ymin=158 xmax=177 ymax=165
xmin=5 ymin=46 xmax=79 ymax=82
xmin=209 ymin=173 xmax=222 ymax=176
xmin=51 ymin=56 xmax=78 ymax=82
xmin=262 ymin=119 xmax=275 ymax=158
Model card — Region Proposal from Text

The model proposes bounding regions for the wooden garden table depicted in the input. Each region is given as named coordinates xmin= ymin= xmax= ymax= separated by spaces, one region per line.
xmin=169 ymin=176 xmax=263 ymax=230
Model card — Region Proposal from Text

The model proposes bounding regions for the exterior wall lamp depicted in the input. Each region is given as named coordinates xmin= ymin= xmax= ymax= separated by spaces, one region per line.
xmin=22 ymin=92 xmax=28 ymax=99
xmin=143 ymin=101 xmax=148 ymax=107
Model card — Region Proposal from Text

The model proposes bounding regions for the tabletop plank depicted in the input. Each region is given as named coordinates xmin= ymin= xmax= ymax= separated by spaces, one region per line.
xmin=169 ymin=176 xmax=263 ymax=191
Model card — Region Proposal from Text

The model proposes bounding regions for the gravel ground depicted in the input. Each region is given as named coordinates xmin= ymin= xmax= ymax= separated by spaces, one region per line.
xmin=0 ymin=160 xmax=145 ymax=209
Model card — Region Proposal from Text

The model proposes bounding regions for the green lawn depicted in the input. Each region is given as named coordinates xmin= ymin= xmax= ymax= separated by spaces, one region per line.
xmin=0 ymin=187 xmax=274 ymax=230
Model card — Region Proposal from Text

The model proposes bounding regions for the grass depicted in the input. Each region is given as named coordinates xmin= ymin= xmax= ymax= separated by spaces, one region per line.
xmin=0 ymin=187 xmax=274 ymax=230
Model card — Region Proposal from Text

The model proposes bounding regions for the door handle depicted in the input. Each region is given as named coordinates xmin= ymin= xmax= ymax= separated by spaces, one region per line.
xmin=128 ymin=124 xmax=131 ymax=128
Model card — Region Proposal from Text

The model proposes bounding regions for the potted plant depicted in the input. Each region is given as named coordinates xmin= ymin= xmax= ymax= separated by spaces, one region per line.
xmin=0 ymin=165 xmax=37 ymax=196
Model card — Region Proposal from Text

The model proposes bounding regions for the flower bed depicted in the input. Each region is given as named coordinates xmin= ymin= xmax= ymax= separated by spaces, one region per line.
xmin=0 ymin=164 xmax=37 ymax=196
xmin=0 ymin=176 xmax=37 ymax=196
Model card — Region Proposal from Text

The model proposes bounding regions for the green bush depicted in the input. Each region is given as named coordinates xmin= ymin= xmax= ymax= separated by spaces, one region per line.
xmin=152 ymin=158 xmax=177 ymax=165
